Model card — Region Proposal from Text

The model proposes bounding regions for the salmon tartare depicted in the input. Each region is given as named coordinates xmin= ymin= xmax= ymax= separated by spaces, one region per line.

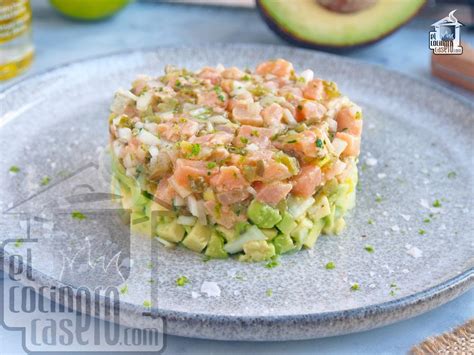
xmin=109 ymin=59 xmax=363 ymax=261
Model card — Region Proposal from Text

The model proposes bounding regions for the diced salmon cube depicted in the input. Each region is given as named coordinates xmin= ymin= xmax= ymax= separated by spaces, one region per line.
xmin=234 ymin=125 xmax=273 ymax=148
xmin=276 ymin=130 xmax=319 ymax=158
xmin=205 ymin=200 xmax=246 ymax=229
xmin=171 ymin=159 xmax=209 ymax=189
xmin=154 ymin=178 xmax=176 ymax=207
xmin=303 ymin=79 xmax=324 ymax=101
xmin=221 ymin=79 xmax=234 ymax=94
xmin=192 ymin=131 xmax=234 ymax=146
xmin=222 ymin=67 xmax=245 ymax=80
xmin=336 ymin=107 xmax=363 ymax=136
xmin=216 ymin=189 xmax=250 ymax=205
xmin=291 ymin=165 xmax=322 ymax=198
xmin=181 ymin=120 xmax=200 ymax=137
xmin=210 ymin=166 xmax=248 ymax=192
xmin=156 ymin=122 xmax=180 ymax=142
xmin=261 ymin=160 xmax=292 ymax=182
xmin=256 ymin=59 xmax=294 ymax=78
xmin=255 ymin=181 xmax=292 ymax=206
xmin=232 ymin=101 xmax=263 ymax=126
xmin=197 ymin=90 xmax=227 ymax=107
xmin=335 ymin=132 xmax=361 ymax=157
xmin=296 ymin=101 xmax=327 ymax=122
xmin=198 ymin=67 xmax=221 ymax=84
xmin=261 ymin=103 xmax=283 ymax=128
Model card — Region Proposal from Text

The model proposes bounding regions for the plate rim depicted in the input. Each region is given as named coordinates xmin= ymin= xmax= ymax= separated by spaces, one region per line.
xmin=1 ymin=44 xmax=473 ymax=340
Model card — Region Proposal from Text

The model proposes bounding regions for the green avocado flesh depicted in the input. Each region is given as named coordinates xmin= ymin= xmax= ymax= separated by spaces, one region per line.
xmin=111 ymin=155 xmax=358 ymax=262
xmin=258 ymin=0 xmax=425 ymax=48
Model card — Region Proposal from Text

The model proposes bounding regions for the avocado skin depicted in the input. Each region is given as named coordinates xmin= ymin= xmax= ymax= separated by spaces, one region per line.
xmin=256 ymin=0 xmax=426 ymax=51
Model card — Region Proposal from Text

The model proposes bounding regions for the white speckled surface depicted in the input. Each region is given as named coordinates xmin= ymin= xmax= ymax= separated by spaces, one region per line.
xmin=0 ymin=45 xmax=472 ymax=341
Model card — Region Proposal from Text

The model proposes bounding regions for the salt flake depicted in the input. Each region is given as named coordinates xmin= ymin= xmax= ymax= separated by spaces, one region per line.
xmin=400 ymin=214 xmax=411 ymax=222
xmin=200 ymin=281 xmax=221 ymax=297
xmin=366 ymin=158 xmax=378 ymax=166
xmin=406 ymin=246 xmax=423 ymax=258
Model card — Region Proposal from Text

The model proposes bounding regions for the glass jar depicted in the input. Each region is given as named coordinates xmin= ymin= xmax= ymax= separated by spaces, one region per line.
xmin=0 ymin=0 xmax=34 ymax=80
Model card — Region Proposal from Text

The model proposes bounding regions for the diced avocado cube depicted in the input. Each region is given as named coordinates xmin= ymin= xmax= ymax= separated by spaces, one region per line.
xmin=276 ymin=213 xmax=297 ymax=235
xmin=299 ymin=217 xmax=313 ymax=229
xmin=205 ymin=232 xmax=228 ymax=259
xmin=156 ymin=219 xmax=185 ymax=243
xmin=322 ymin=204 xmax=336 ymax=234
xmin=215 ymin=225 xmax=237 ymax=242
xmin=247 ymin=200 xmax=282 ymax=228
xmin=223 ymin=225 xmax=266 ymax=254
xmin=145 ymin=200 xmax=171 ymax=218
xmin=261 ymin=228 xmax=278 ymax=240
xmin=329 ymin=183 xmax=350 ymax=205
xmin=156 ymin=237 xmax=177 ymax=248
xmin=240 ymin=240 xmax=275 ymax=262
xmin=234 ymin=221 xmax=250 ymax=236
xmin=303 ymin=219 xmax=325 ymax=249
xmin=130 ymin=211 xmax=151 ymax=236
xmin=291 ymin=225 xmax=309 ymax=249
xmin=273 ymin=234 xmax=295 ymax=254
xmin=182 ymin=222 xmax=212 ymax=252
xmin=133 ymin=191 xmax=151 ymax=209
xmin=333 ymin=217 xmax=346 ymax=235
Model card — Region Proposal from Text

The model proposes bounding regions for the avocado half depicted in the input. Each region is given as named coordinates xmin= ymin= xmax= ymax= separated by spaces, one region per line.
xmin=257 ymin=0 xmax=426 ymax=50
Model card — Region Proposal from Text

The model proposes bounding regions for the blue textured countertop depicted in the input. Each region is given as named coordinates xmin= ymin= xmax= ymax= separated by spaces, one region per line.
xmin=1 ymin=1 xmax=473 ymax=353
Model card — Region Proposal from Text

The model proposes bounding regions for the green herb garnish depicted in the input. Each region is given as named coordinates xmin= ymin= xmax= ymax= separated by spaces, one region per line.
xmin=40 ymin=176 xmax=51 ymax=186
xmin=266 ymin=288 xmax=273 ymax=297
xmin=119 ymin=285 xmax=128 ymax=295
xmin=389 ymin=283 xmax=399 ymax=297
xmin=423 ymin=218 xmax=431 ymax=223
xmin=176 ymin=276 xmax=189 ymax=287
xmin=375 ymin=195 xmax=383 ymax=203
xmin=364 ymin=245 xmax=374 ymax=253
xmin=287 ymin=139 xmax=297 ymax=144
xmin=325 ymin=261 xmax=335 ymax=270
xmin=447 ymin=171 xmax=457 ymax=179
xmin=350 ymin=283 xmax=360 ymax=291
xmin=432 ymin=199 xmax=442 ymax=208
xmin=316 ymin=138 xmax=324 ymax=148
xmin=9 ymin=166 xmax=20 ymax=173
xmin=71 ymin=211 xmax=86 ymax=220
xmin=14 ymin=239 xmax=23 ymax=248
xmin=368 ymin=219 xmax=374 ymax=225
xmin=143 ymin=300 xmax=152 ymax=308
xmin=418 ymin=229 xmax=426 ymax=235
xmin=190 ymin=143 xmax=201 ymax=156
xmin=265 ymin=258 xmax=279 ymax=269
xmin=206 ymin=162 xmax=217 ymax=169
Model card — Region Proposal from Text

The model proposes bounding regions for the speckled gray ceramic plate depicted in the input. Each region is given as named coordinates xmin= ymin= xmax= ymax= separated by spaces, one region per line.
xmin=1 ymin=45 xmax=473 ymax=341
